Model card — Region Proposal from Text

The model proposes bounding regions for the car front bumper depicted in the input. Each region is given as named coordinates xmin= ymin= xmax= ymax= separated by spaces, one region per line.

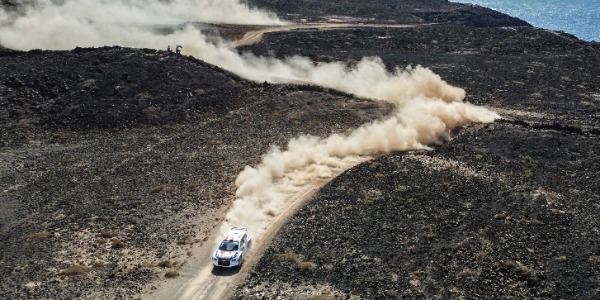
xmin=212 ymin=258 xmax=241 ymax=267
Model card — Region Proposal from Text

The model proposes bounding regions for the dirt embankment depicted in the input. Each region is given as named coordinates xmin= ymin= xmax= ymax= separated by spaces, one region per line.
xmin=0 ymin=47 xmax=392 ymax=299
xmin=230 ymin=1 xmax=600 ymax=299
xmin=1 ymin=0 xmax=599 ymax=299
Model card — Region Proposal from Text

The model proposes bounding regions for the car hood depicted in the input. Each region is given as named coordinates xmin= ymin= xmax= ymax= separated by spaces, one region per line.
xmin=215 ymin=250 xmax=240 ymax=259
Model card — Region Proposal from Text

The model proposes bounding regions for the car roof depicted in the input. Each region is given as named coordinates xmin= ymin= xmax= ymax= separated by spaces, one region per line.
xmin=222 ymin=227 xmax=247 ymax=242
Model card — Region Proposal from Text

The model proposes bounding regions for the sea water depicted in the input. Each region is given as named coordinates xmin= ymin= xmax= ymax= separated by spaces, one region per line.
xmin=453 ymin=0 xmax=599 ymax=42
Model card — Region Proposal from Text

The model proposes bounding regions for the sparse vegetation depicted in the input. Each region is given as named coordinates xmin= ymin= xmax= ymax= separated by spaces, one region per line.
xmin=157 ymin=260 xmax=173 ymax=268
xmin=361 ymin=189 xmax=382 ymax=203
xmin=134 ymin=91 xmax=152 ymax=101
xmin=275 ymin=251 xmax=318 ymax=271
xmin=111 ymin=239 xmax=126 ymax=249
xmin=98 ymin=231 xmax=116 ymax=238
xmin=384 ymin=289 xmax=399 ymax=298
xmin=513 ymin=261 xmax=535 ymax=276
xmin=142 ymin=106 xmax=160 ymax=117
xmin=459 ymin=268 xmax=481 ymax=277
xmin=80 ymin=79 xmax=95 ymax=90
xmin=164 ymin=270 xmax=179 ymax=278
xmin=297 ymin=261 xmax=317 ymax=271
xmin=311 ymin=295 xmax=335 ymax=300
xmin=17 ymin=117 xmax=39 ymax=129
xmin=2 ymin=2 xmax=600 ymax=300
xmin=274 ymin=251 xmax=301 ymax=264
xmin=60 ymin=264 xmax=92 ymax=276
xmin=177 ymin=236 xmax=192 ymax=245
xmin=150 ymin=184 xmax=176 ymax=194
xmin=27 ymin=231 xmax=50 ymax=241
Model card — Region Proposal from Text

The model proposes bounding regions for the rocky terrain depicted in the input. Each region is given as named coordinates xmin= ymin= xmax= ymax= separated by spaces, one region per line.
xmin=0 ymin=47 xmax=391 ymax=298
xmin=229 ymin=1 xmax=600 ymax=299
xmin=1 ymin=0 xmax=599 ymax=299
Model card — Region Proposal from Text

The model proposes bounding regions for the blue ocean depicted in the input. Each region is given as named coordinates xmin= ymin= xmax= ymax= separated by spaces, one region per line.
xmin=453 ymin=0 xmax=599 ymax=42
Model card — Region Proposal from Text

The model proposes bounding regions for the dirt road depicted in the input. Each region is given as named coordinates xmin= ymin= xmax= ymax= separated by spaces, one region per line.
xmin=147 ymin=21 xmax=404 ymax=300
xmin=147 ymin=154 xmax=368 ymax=300
xmin=148 ymin=182 xmax=325 ymax=300
xmin=225 ymin=22 xmax=427 ymax=48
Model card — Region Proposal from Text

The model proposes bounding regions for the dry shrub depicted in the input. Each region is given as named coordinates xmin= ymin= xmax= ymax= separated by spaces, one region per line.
xmin=312 ymin=296 xmax=335 ymax=300
xmin=81 ymin=79 xmax=96 ymax=89
xmin=143 ymin=106 xmax=160 ymax=116
xmin=514 ymin=261 xmax=534 ymax=276
xmin=111 ymin=239 xmax=126 ymax=249
xmin=134 ymin=91 xmax=152 ymax=101
xmin=384 ymin=290 xmax=399 ymax=298
xmin=150 ymin=184 xmax=175 ymax=193
xmin=98 ymin=231 xmax=115 ymax=238
xmin=459 ymin=268 xmax=481 ymax=277
xmin=157 ymin=260 xmax=173 ymax=268
xmin=182 ymin=182 xmax=199 ymax=190
xmin=362 ymin=189 xmax=382 ymax=203
xmin=165 ymin=270 xmax=179 ymax=278
xmin=589 ymin=255 xmax=600 ymax=262
xmin=17 ymin=118 xmax=39 ymax=129
xmin=297 ymin=261 xmax=317 ymax=271
xmin=274 ymin=251 xmax=300 ymax=264
xmin=27 ymin=231 xmax=50 ymax=241
xmin=52 ymin=131 xmax=70 ymax=139
xmin=264 ymin=209 xmax=277 ymax=217
xmin=205 ymin=139 xmax=222 ymax=146
xmin=60 ymin=264 xmax=91 ymax=276
xmin=177 ymin=236 xmax=192 ymax=245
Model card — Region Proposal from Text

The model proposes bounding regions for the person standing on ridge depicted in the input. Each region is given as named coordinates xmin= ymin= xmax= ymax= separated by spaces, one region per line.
xmin=167 ymin=45 xmax=172 ymax=52
xmin=176 ymin=45 xmax=182 ymax=54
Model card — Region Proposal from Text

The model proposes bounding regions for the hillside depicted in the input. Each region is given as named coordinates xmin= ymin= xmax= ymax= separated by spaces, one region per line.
xmin=0 ymin=46 xmax=391 ymax=298
xmin=230 ymin=0 xmax=600 ymax=299
xmin=1 ymin=0 xmax=599 ymax=299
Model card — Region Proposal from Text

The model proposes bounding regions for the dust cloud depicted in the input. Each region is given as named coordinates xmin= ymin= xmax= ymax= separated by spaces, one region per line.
xmin=0 ymin=0 xmax=283 ymax=49
xmin=0 ymin=0 xmax=500 ymax=242
xmin=221 ymin=66 xmax=499 ymax=238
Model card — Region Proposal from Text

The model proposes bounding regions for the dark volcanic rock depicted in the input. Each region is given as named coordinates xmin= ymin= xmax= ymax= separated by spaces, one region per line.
xmin=1 ymin=1 xmax=599 ymax=299
xmin=231 ymin=2 xmax=600 ymax=300
xmin=249 ymin=0 xmax=530 ymax=26
xmin=0 ymin=47 xmax=392 ymax=299
xmin=234 ymin=123 xmax=600 ymax=299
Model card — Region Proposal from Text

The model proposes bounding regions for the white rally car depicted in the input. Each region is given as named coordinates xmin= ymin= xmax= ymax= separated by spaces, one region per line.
xmin=212 ymin=227 xmax=252 ymax=268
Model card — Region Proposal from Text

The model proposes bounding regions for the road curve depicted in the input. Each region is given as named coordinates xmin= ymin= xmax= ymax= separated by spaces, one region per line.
xmin=147 ymin=183 xmax=324 ymax=300
xmin=148 ymin=21 xmax=406 ymax=300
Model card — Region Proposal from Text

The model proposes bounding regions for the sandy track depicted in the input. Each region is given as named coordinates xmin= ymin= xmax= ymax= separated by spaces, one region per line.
xmin=186 ymin=185 xmax=321 ymax=300
xmin=148 ymin=181 xmax=327 ymax=300
xmin=225 ymin=22 xmax=426 ymax=48
xmin=147 ymin=156 xmax=368 ymax=300
xmin=149 ymin=21 xmax=414 ymax=300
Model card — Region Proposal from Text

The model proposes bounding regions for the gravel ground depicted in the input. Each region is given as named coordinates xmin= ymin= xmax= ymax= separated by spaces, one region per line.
xmin=0 ymin=47 xmax=391 ymax=299
xmin=231 ymin=1 xmax=600 ymax=299
xmin=1 ymin=0 xmax=599 ymax=299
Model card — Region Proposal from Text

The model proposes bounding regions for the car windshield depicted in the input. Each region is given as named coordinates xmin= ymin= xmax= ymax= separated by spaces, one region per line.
xmin=218 ymin=241 xmax=239 ymax=251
